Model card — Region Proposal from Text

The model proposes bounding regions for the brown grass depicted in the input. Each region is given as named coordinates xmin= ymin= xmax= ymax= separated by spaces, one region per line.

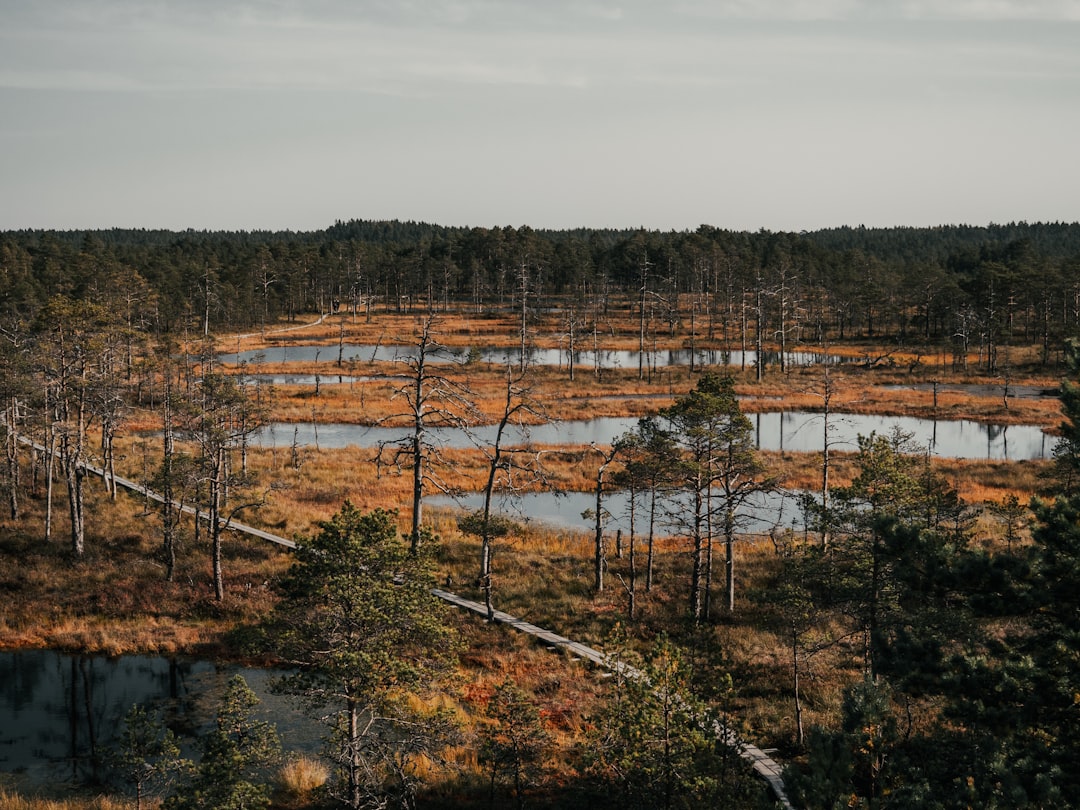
xmin=198 ymin=358 xmax=1061 ymax=429
xmin=274 ymin=756 xmax=329 ymax=806
xmin=0 ymin=791 xmax=139 ymax=810
xmin=0 ymin=486 xmax=291 ymax=655
xmin=196 ymin=311 xmax=1064 ymax=430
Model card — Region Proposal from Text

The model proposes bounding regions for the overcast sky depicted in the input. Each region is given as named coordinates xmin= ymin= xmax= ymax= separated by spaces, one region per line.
xmin=2 ymin=0 xmax=1078 ymax=232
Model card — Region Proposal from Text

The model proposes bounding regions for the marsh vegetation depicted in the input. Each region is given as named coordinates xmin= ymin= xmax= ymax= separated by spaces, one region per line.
xmin=2 ymin=221 xmax=1079 ymax=808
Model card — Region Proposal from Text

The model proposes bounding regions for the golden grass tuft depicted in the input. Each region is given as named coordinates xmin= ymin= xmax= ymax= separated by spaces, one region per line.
xmin=274 ymin=755 xmax=329 ymax=804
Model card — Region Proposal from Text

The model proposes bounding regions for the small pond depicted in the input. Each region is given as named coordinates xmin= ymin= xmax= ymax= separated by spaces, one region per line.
xmin=245 ymin=373 xmax=398 ymax=386
xmin=0 ymin=651 xmax=317 ymax=795
xmin=252 ymin=412 xmax=1055 ymax=461
xmin=427 ymin=488 xmax=810 ymax=537
xmin=220 ymin=344 xmax=846 ymax=370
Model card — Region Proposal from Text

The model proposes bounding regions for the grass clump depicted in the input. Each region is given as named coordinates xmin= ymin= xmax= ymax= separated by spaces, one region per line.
xmin=273 ymin=756 xmax=329 ymax=806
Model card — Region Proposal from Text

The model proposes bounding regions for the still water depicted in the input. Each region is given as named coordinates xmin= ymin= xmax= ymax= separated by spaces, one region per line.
xmin=253 ymin=412 xmax=1055 ymax=461
xmin=220 ymin=344 xmax=844 ymax=370
xmin=427 ymin=488 xmax=810 ymax=537
xmin=0 ymin=651 xmax=316 ymax=794
xmin=245 ymin=373 xmax=393 ymax=386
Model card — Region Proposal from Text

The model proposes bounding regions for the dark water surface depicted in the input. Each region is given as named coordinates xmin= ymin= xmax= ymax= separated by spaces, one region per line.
xmin=0 ymin=651 xmax=316 ymax=795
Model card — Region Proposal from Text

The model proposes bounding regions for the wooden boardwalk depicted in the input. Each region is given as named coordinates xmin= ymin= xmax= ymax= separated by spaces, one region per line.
xmin=434 ymin=588 xmax=794 ymax=809
xmin=21 ymin=435 xmax=793 ymax=808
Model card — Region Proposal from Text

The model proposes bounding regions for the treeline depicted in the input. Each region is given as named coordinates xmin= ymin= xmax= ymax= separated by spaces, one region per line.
xmin=3 ymin=221 xmax=1080 ymax=366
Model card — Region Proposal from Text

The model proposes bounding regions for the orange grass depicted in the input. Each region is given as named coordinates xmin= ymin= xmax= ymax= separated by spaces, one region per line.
xmin=211 ymin=359 xmax=1062 ymax=430
xmin=3 ymin=436 xmax=1037 ymax=760
xmin=0 ymin=791 xmax=140 ymax=810
xmin=274 ymin=756 xmax=329 ymax=806
xmin=0 ymin=485 xmax=291 ymax=655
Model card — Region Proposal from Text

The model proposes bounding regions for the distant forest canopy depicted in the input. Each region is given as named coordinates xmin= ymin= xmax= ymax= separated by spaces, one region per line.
xmin=2 ymin=220 xmax=1080 ymax=357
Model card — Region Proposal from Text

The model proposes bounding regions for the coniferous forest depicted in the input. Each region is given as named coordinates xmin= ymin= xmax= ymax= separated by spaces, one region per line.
xmin=3 ymin=220 xmax=1080 ymax=348
xmin=2 ymin=219 xmax=1080 ymax=809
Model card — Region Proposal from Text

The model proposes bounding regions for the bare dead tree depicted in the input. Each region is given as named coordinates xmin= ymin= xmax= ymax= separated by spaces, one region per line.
xmin=32 ymin=297 xmax=119 ymax=556
xmin=638 ymin=252 xmax=653 ymax=381
xmin=0 ymin=322 xmax=33 ymax=522
xmin=588 ymin=442 xmax=621 ymax=593
xmin=374 ymin=316 xmax=479 ymax=553
xmin=177 ymin=364 xmax=267 ymax=600
xmin=458 ymin=360 xmax=551 ymax=619
xmin=558 ymin=304 xmax=584 ymax=381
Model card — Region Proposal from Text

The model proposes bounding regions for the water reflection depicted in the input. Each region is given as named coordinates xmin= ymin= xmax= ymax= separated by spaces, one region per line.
xmin=220 ymin=344 xmax=845 ymax=370
xmin=253 ymin=412 xmax=1054 ymax=461
xmin=427 ymin=489 xmax=809 ymax=536
xmin=244 ymin=374 xmax=397 ymax=386
xmin=252 ymin=417 xmax=641 ymax=451
xmin=0 ymin=651 xmax=315 ymax=795
xmin=749 ymin=411 xmax=1053 ymax=460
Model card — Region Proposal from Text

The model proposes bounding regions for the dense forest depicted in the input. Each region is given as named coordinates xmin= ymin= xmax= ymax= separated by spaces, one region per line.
xmin=3 ymin=221 xmax=1080 ymax=369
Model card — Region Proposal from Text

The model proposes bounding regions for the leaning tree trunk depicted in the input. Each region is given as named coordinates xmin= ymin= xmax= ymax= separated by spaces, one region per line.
xmin=63 ymin=447 xmax=85 ymax=556
xmin=5 ymin=397 xmax=18 ymax=521
xmin=725 ymin=508 xmax=736 ymax=613
xmin=211 ymin=447 xmax=226 ymax=601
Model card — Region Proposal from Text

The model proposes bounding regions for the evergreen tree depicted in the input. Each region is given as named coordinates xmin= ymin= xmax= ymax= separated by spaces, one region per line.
xmin=165 ymin=675 xmax=280 ymax=810
xmin=786 ymin=677 xmax=900 ymax=809
xmin=480 ymin=678 xmax=553 ymax=810
xmin=661 ymin=372 xmax=768 ymax=620
xmin=270 ymin=503 xmax=458 ymax=809
xmin=588 ymin=635 xmax=761 ymax=809
xmin=107 ymin=705 xmax=187 ymax=810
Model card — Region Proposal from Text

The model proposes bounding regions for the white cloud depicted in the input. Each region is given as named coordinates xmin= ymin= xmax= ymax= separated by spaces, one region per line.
xmin=667 ymin=0 xmax=1080 ymax=20
xmin=898 ymin=0 xmax=1080 ymax=20
xmin=1 ymin=0 xmax=1077 ymax=229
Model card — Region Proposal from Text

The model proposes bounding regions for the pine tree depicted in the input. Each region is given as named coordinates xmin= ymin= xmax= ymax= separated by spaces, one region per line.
xmin=165 ymin=675 xmax=280 ymax=810
xmin=588 ymin=635 xmax=760 ymax=809
xmin=480 ymin=678 xmax=552 ymax=810
xmin=270 ymin=503 xmax=458 ymax=809
xmin=107 ymin=705 xmax=187 ymax=810
xmin=661 ymin=372 xmax=768 ymax=620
